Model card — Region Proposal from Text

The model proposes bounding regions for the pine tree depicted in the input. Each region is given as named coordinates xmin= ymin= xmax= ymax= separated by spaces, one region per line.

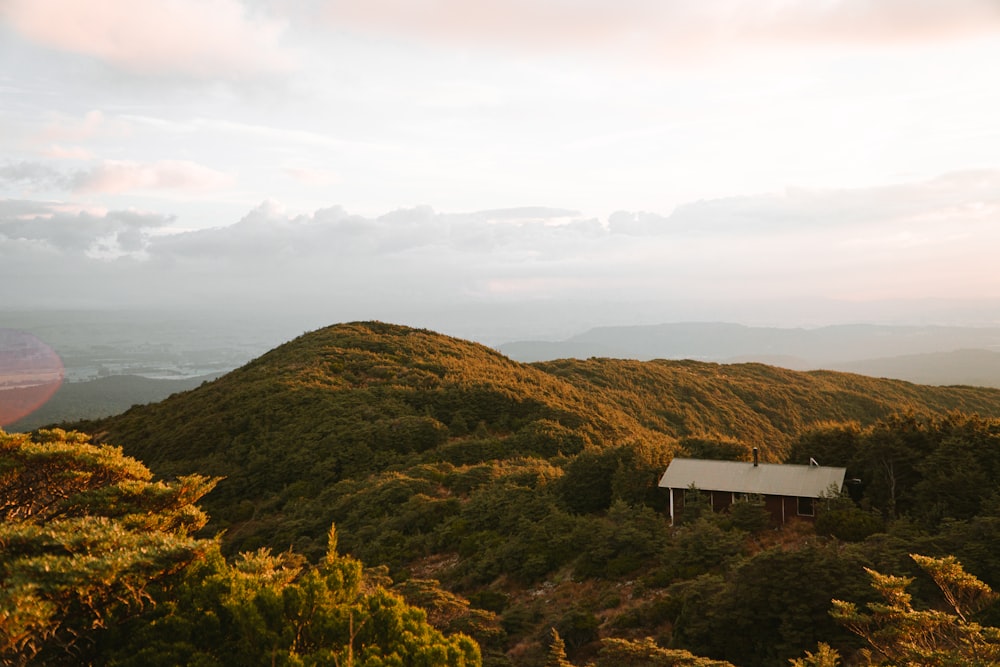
xmin=832 ymin=554 xmax=1000 ymax=665
xmin=0 ymin=428 xmax=219 ymax=664
xmin=546 ymin=628 xmax=574 ymax=667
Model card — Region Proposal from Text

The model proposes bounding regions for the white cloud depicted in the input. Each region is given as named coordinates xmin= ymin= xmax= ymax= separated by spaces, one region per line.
xmin=0 ymin=162 xmax=71 ymax=191
xmin=3 ymin=170 xmax=1000 ymax=311
xmin=1 ymin=0 xmax=294 ymax=78
xmin=0 ymin=200 xmax=171 ymax=259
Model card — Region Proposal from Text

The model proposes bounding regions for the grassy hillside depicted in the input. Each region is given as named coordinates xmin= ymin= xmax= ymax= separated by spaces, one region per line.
xmin=65 ymin=322 xmax=1000 ymax=666
xmin=536 ymin=357 xmax=1000 ymax=459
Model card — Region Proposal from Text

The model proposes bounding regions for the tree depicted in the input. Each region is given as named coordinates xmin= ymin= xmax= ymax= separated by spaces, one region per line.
xmin=545 ymin=628 xmax=574 ymax=667
xmin=667 ymin=542 xmax=870 ymax=667
xmin=595 ymin=637 xmax=736 ymax=666
xmin=831 ymin=554 xmax=1000 ymax=666
xmin=100 ymin=524 xmax=482 ymax=666
xmin=789 ymin=643 xmax=841 ymax=667
xmin=0 ymin=428 xmax=219 ymax=665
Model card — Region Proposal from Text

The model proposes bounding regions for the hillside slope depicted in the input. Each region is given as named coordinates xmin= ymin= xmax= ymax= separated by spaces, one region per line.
xmin=536 ymin=357 xmax=1000 ymax=459
xmin=66 ymin=322 xmax=1000 ymax=666
xmin=76 ymin=322 xmax=1000 ymax=536
xmin=77 ymin=323 xmax=670 ymax=541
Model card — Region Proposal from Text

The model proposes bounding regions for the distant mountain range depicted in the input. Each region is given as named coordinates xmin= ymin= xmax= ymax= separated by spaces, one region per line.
xmin=499 ymin=323 xmax=1000 ymax=387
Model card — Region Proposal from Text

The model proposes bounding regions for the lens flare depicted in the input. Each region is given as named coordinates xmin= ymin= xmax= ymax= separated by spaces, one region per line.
xmin=0 ymin=329 xmax=65 ymax=428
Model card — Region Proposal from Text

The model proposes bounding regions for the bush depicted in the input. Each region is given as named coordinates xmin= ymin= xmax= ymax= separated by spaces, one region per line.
xmin=815 ymin=507 xmax=883 ymax=542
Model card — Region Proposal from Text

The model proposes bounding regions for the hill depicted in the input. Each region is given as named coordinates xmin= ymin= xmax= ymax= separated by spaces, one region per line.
xmin=76 ymin=322 xmax=1000 ymax=522
xmin=500 ymin=322 xmax=1000 ymax=376
xmin=533 ymin=357 xmax=1000 ymax=456
xmin=65 ymin=322 xmax=1000 ymax=666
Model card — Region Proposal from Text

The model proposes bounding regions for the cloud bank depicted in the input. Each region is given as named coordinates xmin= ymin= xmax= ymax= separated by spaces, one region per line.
xmin=3 ymin=170 xmax=999 ymax=316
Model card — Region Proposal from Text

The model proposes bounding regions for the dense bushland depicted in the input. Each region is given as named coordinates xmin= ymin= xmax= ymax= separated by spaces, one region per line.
xmin=50 ymin=322 xmax=1000 ymax=666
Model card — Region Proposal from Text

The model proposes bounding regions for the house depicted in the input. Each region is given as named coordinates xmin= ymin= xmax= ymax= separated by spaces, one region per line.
xmin=658 ymin=450 xmax=846 ymax=526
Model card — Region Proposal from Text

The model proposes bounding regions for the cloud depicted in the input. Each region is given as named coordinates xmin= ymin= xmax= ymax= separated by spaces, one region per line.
xmin=610 ymin=170 xmax=1000 ymax=236
xmin=1 ymin=0 xmax=294 ymax=78
xmin=2 ymin=169 xmax=999 ymax=311
xmin=322 ymin=0 xmax=1000 ymax=61
xmin=0 ymin=162 xmax=72 ymax=191
xmin=71 ymin=160 xmax=236 ymax=195
xmin=0 ymin=199 xmax=171 ymax=258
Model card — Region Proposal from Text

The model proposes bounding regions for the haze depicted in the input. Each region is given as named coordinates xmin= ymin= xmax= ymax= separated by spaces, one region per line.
xmin=3 ymin=1 xmax=1000 ymax=343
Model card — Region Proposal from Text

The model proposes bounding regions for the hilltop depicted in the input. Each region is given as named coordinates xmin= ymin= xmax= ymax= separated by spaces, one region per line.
xmin=66 ymin=322 xmax=1000 ymax=666
xmin=76 ymin=322 xmax=1000 ymax=534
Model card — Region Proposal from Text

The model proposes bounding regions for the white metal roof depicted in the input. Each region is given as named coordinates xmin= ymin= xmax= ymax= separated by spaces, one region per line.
xmin=658 ymin=458 xmax=846 ymax=498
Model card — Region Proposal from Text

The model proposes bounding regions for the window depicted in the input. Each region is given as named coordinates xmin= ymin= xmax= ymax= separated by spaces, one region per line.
xmin=797 ymin=496 xmax=815 ymax=516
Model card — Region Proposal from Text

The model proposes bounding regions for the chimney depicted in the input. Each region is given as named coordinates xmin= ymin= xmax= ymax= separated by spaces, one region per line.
xmin=752 ymin=447 xmax=759 ymax=467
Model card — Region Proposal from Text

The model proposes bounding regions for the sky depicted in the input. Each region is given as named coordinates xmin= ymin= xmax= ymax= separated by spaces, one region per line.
xmin=2 ymin=0 xmax=1000 ymax=340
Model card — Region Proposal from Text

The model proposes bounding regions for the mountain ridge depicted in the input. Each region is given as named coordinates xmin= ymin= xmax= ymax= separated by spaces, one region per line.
xmin=501 ymin=322 xmax=1000 ymax=385
xmin=69 ymin=322 xmax=1000 ymax=549
xmin=55 ymin=321 xmax=1000 ymax=667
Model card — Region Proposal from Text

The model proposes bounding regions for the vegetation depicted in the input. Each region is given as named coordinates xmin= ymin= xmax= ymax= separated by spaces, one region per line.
xmin=0 ymin=428 xmax=217 ymax=664
xmin=0 ymin=429 xmax=479 ymax=666
xmin=36 ymin=321 xmax=1000 ymax=665
xmin=830 ymin=554 xmax=1000 ymax=665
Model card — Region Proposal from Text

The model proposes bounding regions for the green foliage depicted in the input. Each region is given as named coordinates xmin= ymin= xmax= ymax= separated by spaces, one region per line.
xmin=678 ymin=436 xmax=753 ymax=462
xmin=0 ymin=429 xmax=218 ymax=665
xmin=393 ymin=578 xmax=504 ymax=651
xmin=46 ymin=323 xmax=1000 ymax=666
xmin=785 ymin=422 xmax=862 ymax=468
xmin=595 ymin=637 xmax=736 ymax=666
xmin=675 ymin=486 xmax=712 ymax=526
xmin=558 ymin=448 xmax=619 ymax=515
xmin=793 ymin=413 xmax=1000 ymax=528
xmin=667 ymin=541 xmax=872 ymax=667
xmin=831 ymin=554 xmax=1000 ymax=666
xmin=727 ymin=495 xmax=771 ymax=534
xmin=554 ymin=609 xmax=599 ymax=652
xmin=544 ymin=629 xmax=573 ymax=667
xmin=537 ymin=357 xmax=1000 ymax=456
xmin=101 ymin=536 xmax=481 ymax=667
xmin=789 ymin=642 xmax=841 ymax=667
xmin=815 ymin=507 xmax=883 ymax=542
xmin=573 ymin=502 xmax=669 ymax=579
xmin=71 ymin=322 xmax=1000 ymax=560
